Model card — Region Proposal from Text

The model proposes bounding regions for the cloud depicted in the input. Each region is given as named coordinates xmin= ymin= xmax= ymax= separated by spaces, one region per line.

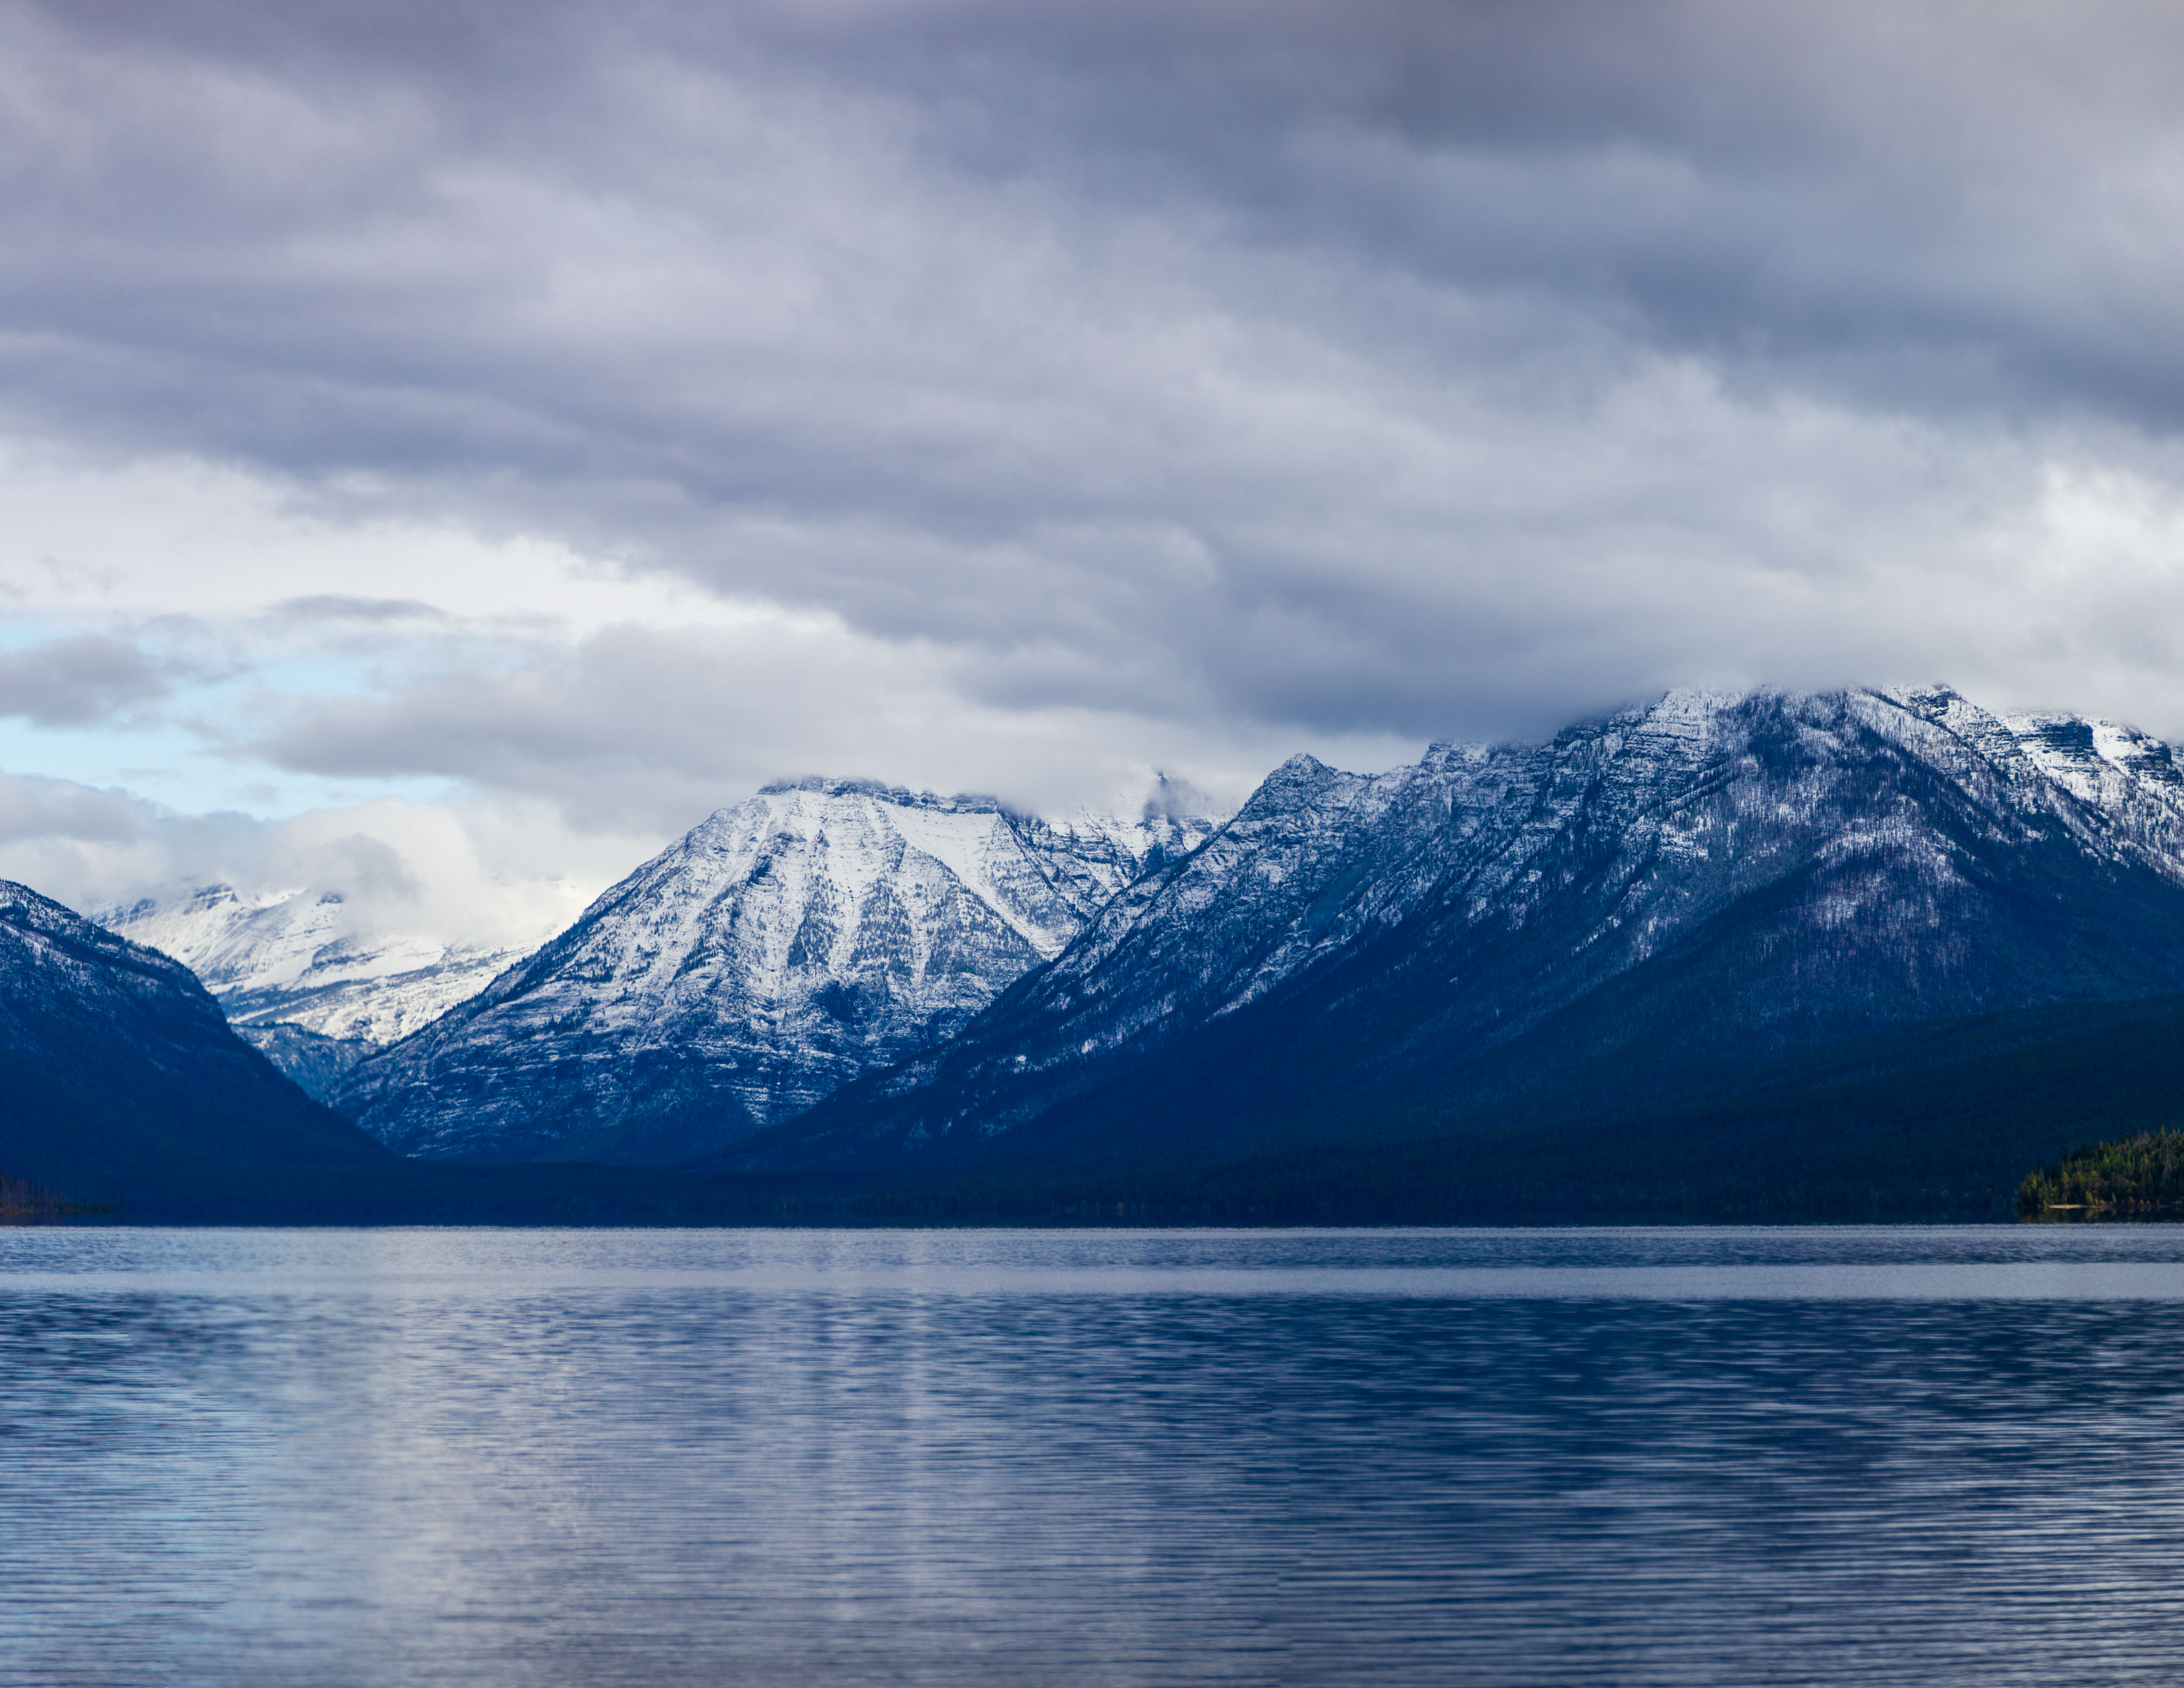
xmin=1 ymin=0 xmax=2183 ymax=866
xmin=244 ymin=613 xmax=1406 ymax=829
xmin=212 ymin=448 xmax=2184 ymax=832
xmin=0 ymin=769 xmax=660 ymax=954
xmin=0 ymin=770 xmax=147 ymax=846
xmin=269 ymin=595 xmax=448 ymax=623
xmin=0 ymin=634 xmax=170 ymax=724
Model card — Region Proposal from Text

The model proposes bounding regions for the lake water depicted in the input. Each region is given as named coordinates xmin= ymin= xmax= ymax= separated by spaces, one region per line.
xmin=10 ymin=1226 xmax=2184 ymax=1686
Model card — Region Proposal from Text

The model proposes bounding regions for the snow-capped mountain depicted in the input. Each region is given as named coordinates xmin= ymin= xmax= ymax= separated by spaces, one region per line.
xmin=96 ymin=884 xmax=532 ymax=1048
xmin=752 ymin=685 xmax=2184 ymax=1171
xmin=333 ymin=779 xmax=1214 ymax=1164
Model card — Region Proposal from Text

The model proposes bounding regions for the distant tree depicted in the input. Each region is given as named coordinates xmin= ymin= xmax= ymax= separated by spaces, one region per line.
xmin=0 ymin=1169 xmax=107 ymax=1217
xmin=2019 ymin=1129 xmax=2184 ymax=1216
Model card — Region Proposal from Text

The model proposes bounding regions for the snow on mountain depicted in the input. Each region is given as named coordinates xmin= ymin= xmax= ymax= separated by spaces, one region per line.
xmin=96 ymin=883 xmax=532 ymax=1047
xmin=332 ymin=778 xmax=1214 ymax=1164
xmin=752 ymin=684 xmax=2184 ymax=1168
xmin=1073 ymin=683 xmax=2184 ymax=1042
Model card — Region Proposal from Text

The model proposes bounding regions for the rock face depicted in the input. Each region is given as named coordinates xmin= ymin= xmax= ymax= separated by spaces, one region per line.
xmin=97 ymin=884 xmax=530 ymax=1052
xmin=0 ymin=879 xmax=388 ymax=1203
xmin=232 ymin=1022 xmax=376 ymax=1103
xmin=333 ymin=779 xmax=1212 ymax=1164
xmin=756 ymin=685 xmax=2184 ymax=1171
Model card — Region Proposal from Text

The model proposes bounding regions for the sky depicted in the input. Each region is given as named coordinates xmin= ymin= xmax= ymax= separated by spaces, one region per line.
xmin=6 ymin=0 xmax=2184 ymax=942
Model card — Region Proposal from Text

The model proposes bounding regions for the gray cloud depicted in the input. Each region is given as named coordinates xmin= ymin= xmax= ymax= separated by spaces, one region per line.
xmin=2 ymin=0 xmax=2184 ymax=784
xmin=0 ymin=770 xmax=148 ymax=846
xmin=0 ymin=634 xmax=170 ymax=724
xmin=270 ymin=595 xmax=449 ymax=623
xmin=243 ymin=617 xmax=1411 ymax=832
xmin=27 ymin=2 xmax=2182 ymax=424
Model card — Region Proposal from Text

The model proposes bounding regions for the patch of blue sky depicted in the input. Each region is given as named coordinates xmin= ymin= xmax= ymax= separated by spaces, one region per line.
xmin=0 ymin=715 xmax=459 ymax=819
xmin=0 ymin=617 xmax=93 ymax=651
xmin=200 ymin=646 xmax=401 ymax=698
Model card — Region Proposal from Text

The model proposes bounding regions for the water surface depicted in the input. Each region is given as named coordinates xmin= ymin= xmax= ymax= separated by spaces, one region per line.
xmin=8 ymin=1225 xmax=2184 ymax=1686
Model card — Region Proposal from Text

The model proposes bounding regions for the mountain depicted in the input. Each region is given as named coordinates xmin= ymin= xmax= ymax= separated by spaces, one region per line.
xmin=332 ymin=779 xmax=1214 ymax=1164
xmin=97 ymin=882 xmax=532 ymax=1050
xmin=232 ymin=1022 xmax=377 ymax=1102
xmin=0 ymin=879 xmax=393 ymax=1208
xmin=745 ymin=685 xmax=2184 ymax=1176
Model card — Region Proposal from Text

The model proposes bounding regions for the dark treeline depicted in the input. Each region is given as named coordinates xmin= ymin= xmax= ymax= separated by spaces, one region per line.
xmin=0 ymin=1169 xmax=110 ymax=1217
xmin=20 ymin=990 xmax=2184 ymax=1229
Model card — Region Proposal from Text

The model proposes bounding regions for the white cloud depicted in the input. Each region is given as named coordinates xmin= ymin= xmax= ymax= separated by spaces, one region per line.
xmin=0 ymin=771 xmax=658 ymax=954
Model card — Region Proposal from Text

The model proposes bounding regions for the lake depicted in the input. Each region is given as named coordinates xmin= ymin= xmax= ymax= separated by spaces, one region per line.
xmin=9 ymin=1224 xmax=2184 ymax=1686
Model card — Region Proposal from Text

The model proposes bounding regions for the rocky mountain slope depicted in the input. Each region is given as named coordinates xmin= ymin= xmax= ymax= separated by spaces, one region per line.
xmin=0 ymin=879 xmax=391 ymax=1205
xmin=749 ymin=685 xmax=2184 ymax=1173
xmin=97 ymin=883 xmax=530 ymax=1051
xmin=333 ymin=779 xmax=1212 ymax=1164
xmin=231 ymin=1022 xmax=379 ymax=1101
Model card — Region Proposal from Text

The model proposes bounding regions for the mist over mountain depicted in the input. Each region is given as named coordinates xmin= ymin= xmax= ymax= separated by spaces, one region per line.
xmin=98 ymin=882 xmax=532 ymax=1046
xmin=90 ymin=881 xmax=538 ymax=1098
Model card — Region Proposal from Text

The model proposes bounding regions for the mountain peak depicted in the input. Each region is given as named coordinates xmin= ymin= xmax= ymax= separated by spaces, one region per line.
xmin=331 ymin=784 xmax=1217 ymax=1165
xmin=753 ymin=775 xmax=1013 ymax=817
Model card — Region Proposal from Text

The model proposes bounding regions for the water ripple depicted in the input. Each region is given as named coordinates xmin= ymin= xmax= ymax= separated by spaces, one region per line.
xmin=7 ymin=1227 xmax=2184 ymax=1685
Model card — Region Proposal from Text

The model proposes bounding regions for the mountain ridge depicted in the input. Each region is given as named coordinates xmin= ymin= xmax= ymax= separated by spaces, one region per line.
xmin=731 ymin=684 xmax=2184 ymax=1174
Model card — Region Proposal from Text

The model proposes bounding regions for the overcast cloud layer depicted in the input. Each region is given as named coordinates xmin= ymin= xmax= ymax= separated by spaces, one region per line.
xmin=4 ymin=1 xmax=2184 ymax=930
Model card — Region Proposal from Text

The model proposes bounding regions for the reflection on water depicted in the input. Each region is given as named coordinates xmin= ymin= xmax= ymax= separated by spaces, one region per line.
xmin=9 ymin=1227 xmax=2184 ymax=1686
